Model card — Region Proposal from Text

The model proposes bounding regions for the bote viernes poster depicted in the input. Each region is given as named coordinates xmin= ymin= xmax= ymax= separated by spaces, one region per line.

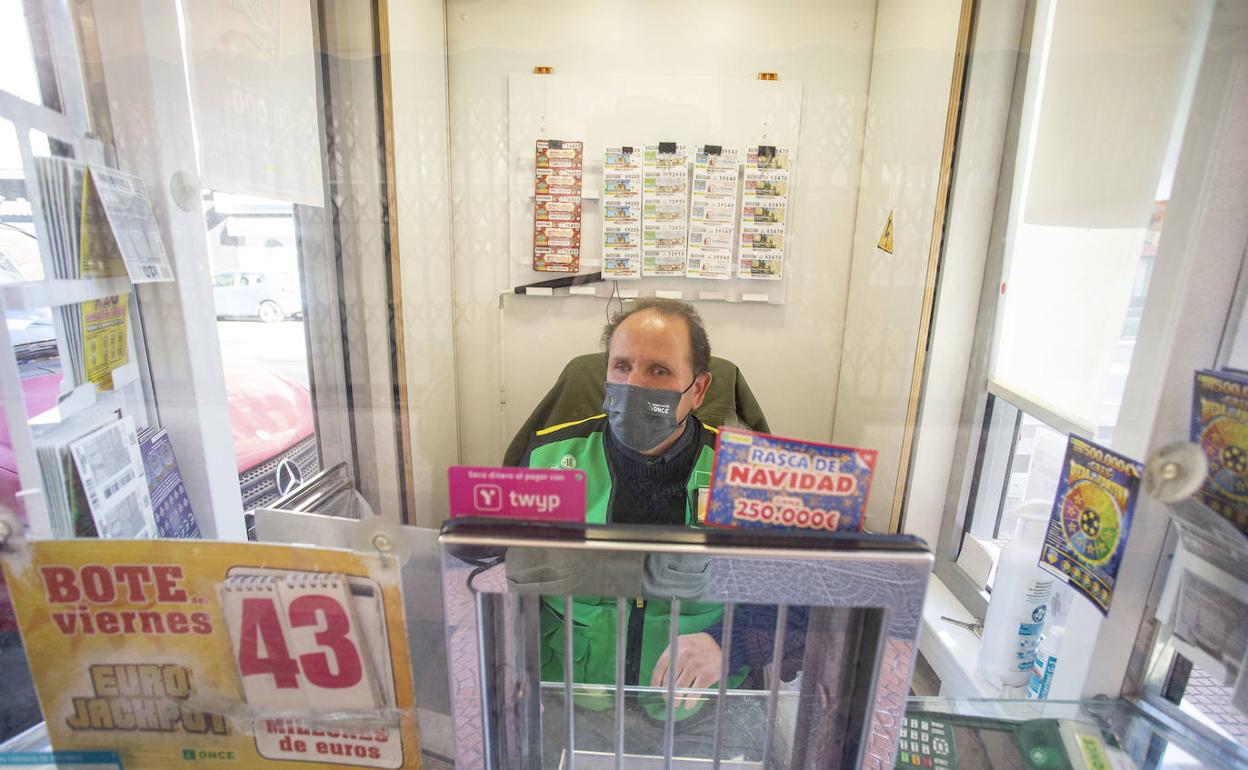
xmin=1 ymin=539 xmax=421 ymax=769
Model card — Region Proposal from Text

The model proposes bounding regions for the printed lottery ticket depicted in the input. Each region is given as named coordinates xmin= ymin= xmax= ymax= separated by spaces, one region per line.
xmin=602 ymin=145 xmax=643 ymax=279
xmin=69 ymin=415 xmax=157 ymax=539
xmin=533 ymin=139 xmax=583 ymax=273
xmin=642 ymin=143 xmax=689 ymax=277
xmin=687 ymin=145 xmax=739 ymax=280
xmin=87 ymin=165 xmax=174 ymax=283
xmin=737 ymin=145 xmax=792 ymax=281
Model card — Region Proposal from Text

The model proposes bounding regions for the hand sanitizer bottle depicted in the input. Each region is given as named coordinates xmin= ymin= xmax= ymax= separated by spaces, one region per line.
xmin=977 ymin=510 xmax=1053 ymax=689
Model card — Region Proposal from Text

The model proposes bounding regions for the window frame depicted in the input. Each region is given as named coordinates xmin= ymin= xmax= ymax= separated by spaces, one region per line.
xmin=929 ymin=0 xmax=1045 ymax=619
xmin=926 ymin=0 xmax=1248 ymax=709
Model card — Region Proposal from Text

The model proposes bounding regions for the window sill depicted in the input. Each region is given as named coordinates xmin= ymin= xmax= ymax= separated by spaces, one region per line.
xmin=919 ymin=574 xmax=1027 ymax=699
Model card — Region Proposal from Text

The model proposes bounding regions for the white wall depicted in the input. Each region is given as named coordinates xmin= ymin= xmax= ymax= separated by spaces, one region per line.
xmin=832 ymin=0 xmax=965 ymax=533
xmin=444 ymin=0 xmax=878 ymax=469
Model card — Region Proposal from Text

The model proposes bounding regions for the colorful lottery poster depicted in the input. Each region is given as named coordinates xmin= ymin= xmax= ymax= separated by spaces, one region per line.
xmin=686 ymin=145 xmax=739 ymax=280
xmin=0 ymin=539 xmax=421 ymax=769
xmin=642 ymin=143 xmax=689 ymax=277
xmin=1038 ymin=436 xmax=1143 ymax=615
xmin=81 ymin=294 xmax=129 ymax=392
xmin=737 ymin=146 xmax=792 ymax=281
xmin=602 ymin=145 xmax=643 ymax=279
xmin=1191 ymin=369 xmax=1248 ymax=535
xmin=705 ymin=427 xmax=877 ymax=532
xmin=532 ymin=139 xmax=583 ymax=273
xmin=139 ymin=426 xmax=201 ymax=539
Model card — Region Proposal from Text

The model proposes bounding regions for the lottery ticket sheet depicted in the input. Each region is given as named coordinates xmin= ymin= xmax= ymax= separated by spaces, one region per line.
xmin=686 ymin=145 xmax=739 ymax=280
xmin=642 ymin=143 xmax=689 ymax=277
xmin=533 ymin=139 xmax=584 ymax=273
xmin=601 ymin=145 xmax=643 ymax=279
xmin=738 ymin=146 xmax=792 ymax=280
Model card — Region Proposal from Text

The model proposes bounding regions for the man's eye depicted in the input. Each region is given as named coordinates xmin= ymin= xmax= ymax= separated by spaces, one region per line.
xmin=613 ymin=362 xmax=630 ymax=372
xmin=651 ymin=368 xmax=669 ymax=377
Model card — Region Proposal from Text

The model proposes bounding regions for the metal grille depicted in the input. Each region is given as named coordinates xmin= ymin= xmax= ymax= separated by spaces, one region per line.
xmin=440 ymin=521 xmax=933 ymax=770
xmin=238 ymin=434 xmax=320 ymax=511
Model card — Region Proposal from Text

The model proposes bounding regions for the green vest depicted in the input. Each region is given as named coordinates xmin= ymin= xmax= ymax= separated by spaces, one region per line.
xmin=524 ymin=415 xmax=747 ymax=718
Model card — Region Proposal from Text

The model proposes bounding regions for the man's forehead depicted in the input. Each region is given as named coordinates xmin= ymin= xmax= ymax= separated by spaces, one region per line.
xmin=610 ymin=313 xmax=690 ymax=354
xmin=618 ymin=310 xmax=689 ymax=340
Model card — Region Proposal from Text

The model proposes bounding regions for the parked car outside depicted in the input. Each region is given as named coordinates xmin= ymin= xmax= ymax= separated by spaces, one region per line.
xmin=212 ymin=270 xmax=303 ymax=322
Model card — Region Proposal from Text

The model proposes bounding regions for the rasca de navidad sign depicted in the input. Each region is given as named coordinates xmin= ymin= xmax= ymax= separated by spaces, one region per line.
xmin=706 ymin=428 xmax=877 ymax=531
xmin=447 ymin=467 xmax=586 ymax=522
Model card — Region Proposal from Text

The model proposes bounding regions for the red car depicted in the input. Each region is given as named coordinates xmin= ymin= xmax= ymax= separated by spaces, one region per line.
xmin=0 ymin=360 xmax=319 ymax=631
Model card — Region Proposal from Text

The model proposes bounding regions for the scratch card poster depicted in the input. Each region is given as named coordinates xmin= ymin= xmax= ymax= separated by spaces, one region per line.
xmin=1 ymin=539 xmax=421 ymax=769
xmin=1191 ymin=369 xmax=1248 ymax=536
xmin=1038 ymin=436 xmax=1143 ymax=615
xmin=705 ymin=428 xmax=877 ymax=532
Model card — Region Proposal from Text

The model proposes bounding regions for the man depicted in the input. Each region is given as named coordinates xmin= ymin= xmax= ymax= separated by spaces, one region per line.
xmin=518 ymin=299 xmax=754 ymax=756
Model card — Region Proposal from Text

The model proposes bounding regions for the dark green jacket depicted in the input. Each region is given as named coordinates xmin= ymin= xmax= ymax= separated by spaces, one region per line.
xmin=522 ymin=415 xmax=746 ymax=717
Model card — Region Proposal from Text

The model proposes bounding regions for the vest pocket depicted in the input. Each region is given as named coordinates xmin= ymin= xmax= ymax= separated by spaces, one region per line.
xmin=642 ymin=554 xmax=711 ymax=599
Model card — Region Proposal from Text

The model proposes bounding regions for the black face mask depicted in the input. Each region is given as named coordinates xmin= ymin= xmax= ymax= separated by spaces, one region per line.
xmin=602 ymin=378 xmax=696 ymax=453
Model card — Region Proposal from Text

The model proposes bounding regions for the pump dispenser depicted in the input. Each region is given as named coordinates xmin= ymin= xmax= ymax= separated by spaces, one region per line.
xmin=976 ymin=505 xmax=1054 ymax=689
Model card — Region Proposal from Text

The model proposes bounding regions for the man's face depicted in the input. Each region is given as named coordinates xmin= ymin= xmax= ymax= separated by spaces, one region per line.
xmin=606 ymin=311 xmax=710 ymax=426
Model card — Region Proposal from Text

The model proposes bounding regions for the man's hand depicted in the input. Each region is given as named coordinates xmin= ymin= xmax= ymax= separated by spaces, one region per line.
xmin=650 ymin=632 xmax=722 ymax=708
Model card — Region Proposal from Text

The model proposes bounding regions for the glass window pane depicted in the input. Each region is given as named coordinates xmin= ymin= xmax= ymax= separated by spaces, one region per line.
xmin=989 ymin=1 xmax=1205 ymax=431
xmin=1000 ymin=415 xmax=1066 ymax=541
xmin=0 ymin=119 xmax=39 ymax=282
xmin=203 ymin=190 xmax=318 ymax=512
xmin=0 ymin=0 xmax=44 ymax=106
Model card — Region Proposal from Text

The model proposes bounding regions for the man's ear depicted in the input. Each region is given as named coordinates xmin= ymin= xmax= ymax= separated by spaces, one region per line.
xmin=691 ymin=371 xmax=712 ymax=409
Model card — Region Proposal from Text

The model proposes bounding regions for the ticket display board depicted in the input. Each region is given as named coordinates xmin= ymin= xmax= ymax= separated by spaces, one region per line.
xmin=0 ymin=539 xmax=421 ymax=769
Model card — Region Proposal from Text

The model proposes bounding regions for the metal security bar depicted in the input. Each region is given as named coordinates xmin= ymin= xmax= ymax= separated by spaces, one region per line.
xmin=440 ymin=521 xmax=933 ymax=770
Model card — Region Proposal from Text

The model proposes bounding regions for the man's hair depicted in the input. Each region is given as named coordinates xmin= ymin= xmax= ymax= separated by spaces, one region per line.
xmin=601 ymin=299 xmax=711 ymax=376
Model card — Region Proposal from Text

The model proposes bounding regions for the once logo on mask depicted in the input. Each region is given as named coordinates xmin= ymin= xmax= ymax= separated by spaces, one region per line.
xmin=648 ymin=402 xmax=671 ymax=415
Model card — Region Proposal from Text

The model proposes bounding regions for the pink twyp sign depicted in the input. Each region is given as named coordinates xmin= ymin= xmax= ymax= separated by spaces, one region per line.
xmin=447 ymin=467 xmax=586 ymax=522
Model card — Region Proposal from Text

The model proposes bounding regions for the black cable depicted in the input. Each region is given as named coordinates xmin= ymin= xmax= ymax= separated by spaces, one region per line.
xmin=0 ymin=222 xmax=36 ymax=239
xmin=604 ymin=279 xmax=623 ymax=324
xmin=466 ymin=558 xmax=501 ymax=592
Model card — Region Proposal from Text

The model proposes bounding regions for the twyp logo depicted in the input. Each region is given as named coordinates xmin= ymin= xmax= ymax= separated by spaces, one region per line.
xmin=473 ymin=484 xmax=503 ymax=511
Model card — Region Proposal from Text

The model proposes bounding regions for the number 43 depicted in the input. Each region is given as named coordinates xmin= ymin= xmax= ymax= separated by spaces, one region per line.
xmin=237 ymin=596 xmax=363 ymax=689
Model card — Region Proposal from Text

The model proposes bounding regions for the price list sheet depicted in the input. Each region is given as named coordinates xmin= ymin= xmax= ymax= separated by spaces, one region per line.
xmin=532 ymin=139 xmax=583 ymax=272
xmin=601 ymin=145 xmax=643 ymax=279
xmin=738 ymin=146 xmax=791 ymax=280
xmin=687 ymin=145 xmax=740 ymax=280
xmin=642 ymin=143 xmax=689 ymax=277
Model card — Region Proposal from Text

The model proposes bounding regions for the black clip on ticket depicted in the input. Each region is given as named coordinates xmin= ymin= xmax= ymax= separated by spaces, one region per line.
xmin=658 ymin=141 xmax=677 ymax=154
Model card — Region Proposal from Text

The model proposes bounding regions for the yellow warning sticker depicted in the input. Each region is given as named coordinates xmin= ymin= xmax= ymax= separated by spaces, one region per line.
xmin=877 ymin=210 xmax=894 ymax=253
